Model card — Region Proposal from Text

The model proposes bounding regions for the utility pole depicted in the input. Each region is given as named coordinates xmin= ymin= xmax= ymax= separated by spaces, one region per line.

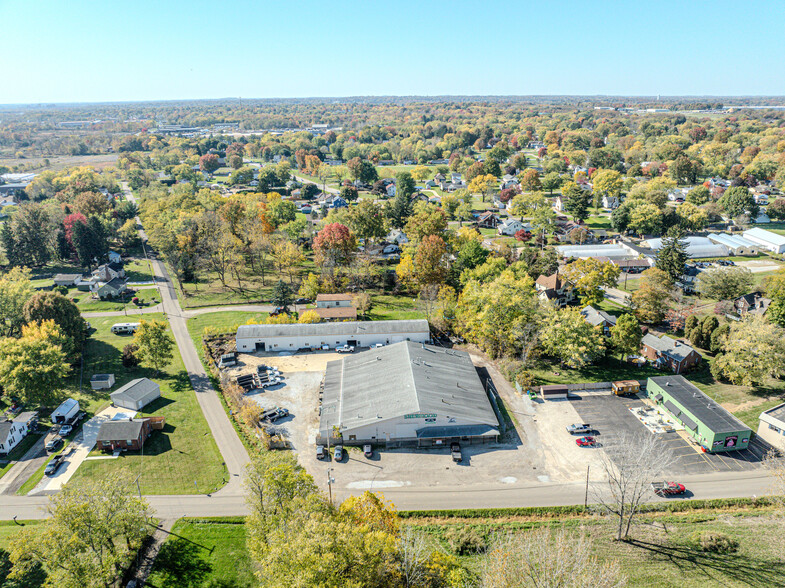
xmin=327 ymin=468 xmax=334 ymax=505
xmin=584 ymin=465 xmax=590 ymax=508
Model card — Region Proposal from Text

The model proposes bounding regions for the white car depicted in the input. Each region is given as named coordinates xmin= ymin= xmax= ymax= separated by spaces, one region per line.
xmin=336 ymin=345 xmax=355 ymax=353
xmin=372 ymin=343 xmax=385 ymax=348
xmin=58 ymin=424 xmax=73 ymax=437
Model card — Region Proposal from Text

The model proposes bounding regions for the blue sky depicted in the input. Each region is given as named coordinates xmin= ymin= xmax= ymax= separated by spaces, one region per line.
xmin=1 ymin=0 xmax=784 ymax=104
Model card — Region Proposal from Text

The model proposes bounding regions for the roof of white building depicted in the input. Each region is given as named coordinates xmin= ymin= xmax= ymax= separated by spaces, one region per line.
xmin=743 ymin=228 xmax=785 ymax=247
xmin=555 ymin=244 xmax=636 ymax=259
xmin=644 ymin=236 xmax=728 ymax=259
xmin=319 ymin=341 xmax=498 ymax=434
xmin=237 ymin=319 xmax=429 ymax=340
xmin=707 ymin=233 xmax=759 ymax=250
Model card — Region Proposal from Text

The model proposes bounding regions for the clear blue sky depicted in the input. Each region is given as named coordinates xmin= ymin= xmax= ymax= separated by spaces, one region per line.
xmin=1 ymin=0 xmax=784 ymax=104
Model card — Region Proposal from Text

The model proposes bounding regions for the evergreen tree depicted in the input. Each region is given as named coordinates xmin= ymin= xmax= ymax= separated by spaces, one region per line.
xmin=271 ymin=280 xmax=293 ymax=311
xmin=655 ymin=232 xmax=688 ymax=283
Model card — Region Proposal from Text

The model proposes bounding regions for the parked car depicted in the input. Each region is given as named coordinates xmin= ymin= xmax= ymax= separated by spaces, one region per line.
xmin=450 ymin=442 xmax=462 ymax=462
xmin=316 ymin=445 xmax=326 ymax=460
xmin=44 ymin=454 xmax=65 ymax=476
xmin=269 ymin=307 xmax=286 ymax=317
xmin=294 ymin=297 xmax=310 ymax=304
xmin=58 ymin=424 xmax=73 ymax=437
xmin=363 ymin=444 xmax=373 ymax=458
xmin=336 ymin=345 xmax=355 ymax=353
xmin=576 ymin=436 xmax=597 ymax=447
xmin=267 ymin=407 xmax=289 ymax=422
xmin=334 ymin=445 xmax=344 ymax=461
xmin=651 ymin=481 xmax=686 ymax=496
xmin=45 ymin=437 xmax=63 ymax=452
xmin=372 ymin=343 xmax=385 ymax=348
xmin=566 ymin=423 xmax=593 ymax=435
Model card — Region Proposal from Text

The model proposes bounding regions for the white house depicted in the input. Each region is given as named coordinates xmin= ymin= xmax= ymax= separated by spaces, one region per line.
xmin=743 ymin=228 xmax=785 ymax=254
xmin=108 ymin=251 xmax=122 ymax=264
xmin=236 ymin=320 xmax=430 ymax=353
xmin=497 ymin=218 xmax=530 ymax=236
xmin=0 ymin=412 xmax=37 ymax=454
xmin=602 ymin=195 xmax=620 ymax=209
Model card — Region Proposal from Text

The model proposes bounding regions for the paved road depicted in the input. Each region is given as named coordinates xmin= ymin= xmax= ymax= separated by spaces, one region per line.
xmin=293 ymin=174 xmax=339 ymax=194
xmin=0 ymin=468 xmax=773 ymax=520
xmin=604 ymin=286 xmax=631 ymax=307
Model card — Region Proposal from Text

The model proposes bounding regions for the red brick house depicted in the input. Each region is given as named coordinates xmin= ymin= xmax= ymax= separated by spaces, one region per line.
xmin=96 ymin=418 xmax=153 ymax=451
xmin=640 ymin=334 xmax=701 ymax=374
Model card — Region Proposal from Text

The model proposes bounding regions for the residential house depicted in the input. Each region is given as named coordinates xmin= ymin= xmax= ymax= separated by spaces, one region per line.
xmin=434 ymin=173 xmax=446 ymax=183
xmin=92 ymin=262 xmax=125 ymax=283
xmin=53 ymin=273 xmax=82 ymax=288
xmin=94 ymin=277 xmax=128 ymax=300
xmin=757 ymin=403 xmax=785 ymax=452
xmin=580 ymin=305 xmax=617 ymax=334
xmin=108 ymin=251 xmax=122 ymax=264
xmin=476 ymin=212 xmax=501 ymax=229
xmin=602 ymin=195 xmax=620 ymax=210
xmin=0 ymin=412 xmax=37 ymax=454
xmin=95 ymin=418 xmax=153 ymax=452
xmin=497 ymin=218 xmax=529 ymax=236
xmin=553 ymin=196 xmax=565 ymax=212
xmin=640 ymin=334 xmax=701 ymax=374
xmin=534 ymin=272 xmax=575 ymax=307
xmin=314 ymin=294 xmax=357 ymax=321
xmin=386 ymin=183 xmax=396 ymax=197
xmin=733 ymin=292 xmax=771 ymax=317
xmin=386 ymin=229 xmax=409 ymax=245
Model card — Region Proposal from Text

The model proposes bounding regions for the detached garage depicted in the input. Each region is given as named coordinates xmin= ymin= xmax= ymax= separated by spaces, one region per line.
xmin=110 ymin=378 xmax=161 ymax=411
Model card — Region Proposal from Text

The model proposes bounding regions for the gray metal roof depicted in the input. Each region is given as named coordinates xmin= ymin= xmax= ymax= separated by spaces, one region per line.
xmin=416 ymin=424 xmax=498 ymax=438
xmin=641 ymin=334 xmax=697 ymax=363
xmin=110 ymin=378 xmax=160 ymax=405
xmin=0 ymin=421 xmax=12 ymax=442
xmin=764 ymin=403 xmax=785 ymax=424
xmin=581 ymin=305 xmax=617 ymax=327
xmin=237 ymin=319 xmax=429 ymax=340
xmin=91 ymin=374 xmax=114 ymax=382
xmin=320 ymin=341 xmax=498 ymax=434
xmin=645 ymin=236 xmax=729 ymax=259
xmin=96 ymin=419 xmax=145 ymax=442
xmin=649 ymin=376 xmax=750 ymax=435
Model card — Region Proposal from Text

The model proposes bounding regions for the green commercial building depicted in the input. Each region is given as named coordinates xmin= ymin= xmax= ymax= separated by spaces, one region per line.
xmin=647 ymin=376 xmax=752 ymax=453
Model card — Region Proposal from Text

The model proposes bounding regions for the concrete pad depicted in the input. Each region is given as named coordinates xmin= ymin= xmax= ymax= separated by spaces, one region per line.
xmin=30 ymin=406 xmax=137 ymax=494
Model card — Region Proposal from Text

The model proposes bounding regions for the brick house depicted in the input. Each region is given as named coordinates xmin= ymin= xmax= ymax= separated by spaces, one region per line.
xmin=95 ymin=418 xmax=152 ymax=451
xmin=640 ymin=334 xmax=701 ymax=374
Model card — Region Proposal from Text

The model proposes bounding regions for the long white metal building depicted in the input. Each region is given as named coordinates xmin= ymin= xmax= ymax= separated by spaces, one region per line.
xmin=318 ymin=341 xmax=499 ymax=447
xmin=235 ymin=320 xmax=430 ymax=353
xmin=707 ymin=233 xmax=760 ymax=256
xmin=743 ymin=228 xmax=785 ymax=254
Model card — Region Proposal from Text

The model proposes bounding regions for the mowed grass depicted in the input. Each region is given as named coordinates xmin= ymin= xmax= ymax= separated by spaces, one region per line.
xmin=367 ymin=295 xmax=426 ymax=321
xmin=147 ymin=518 xmax=254 ymax=588
xmin=66 ymin=315 xmax=227 ymax=495
xmin=186 ymin=310 xmax=270 ymax=350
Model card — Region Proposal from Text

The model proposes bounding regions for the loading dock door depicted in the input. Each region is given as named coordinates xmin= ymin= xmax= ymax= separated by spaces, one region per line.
xmin=255 ymin=342 xmax=265 ymax=351
xmin=347 ymin=340 xmax=358 ymax=346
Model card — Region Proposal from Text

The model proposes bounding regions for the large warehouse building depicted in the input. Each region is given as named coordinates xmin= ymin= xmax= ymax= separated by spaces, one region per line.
xmin=318 ymin=341 xmax=500 ymax=447
xmin=647 ymin=376 xmax=752 ymax=453
xmin=644 ymin=236 xmax=729 ymax=259
xmin=236 ymin=319 xmax=430 ymax=353
xmin=743 ymin=228 xmax=785 ymax=254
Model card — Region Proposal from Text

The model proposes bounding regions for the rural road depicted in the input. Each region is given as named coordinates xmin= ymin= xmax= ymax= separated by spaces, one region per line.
xmin=293 ymin=174 xmax=339 ymax=194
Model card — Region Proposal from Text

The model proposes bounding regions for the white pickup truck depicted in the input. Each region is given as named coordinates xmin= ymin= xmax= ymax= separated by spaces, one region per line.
xmin=336 ymin=345 xmax=355 ymax=353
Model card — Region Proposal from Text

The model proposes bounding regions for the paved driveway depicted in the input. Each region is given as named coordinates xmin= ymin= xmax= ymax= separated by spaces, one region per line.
xmin=30 ymin=406 xmax=137 ymax=494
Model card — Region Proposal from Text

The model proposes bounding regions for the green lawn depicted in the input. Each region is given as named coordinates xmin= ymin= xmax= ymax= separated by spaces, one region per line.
xmin=186 ymin=310 xmax=270 ymax=351
xmin=584 ymin=214 xmax=613 ymax=232
xmin=124 ymin=258 xmax=156 ymax=283
xmin=367 ymin=295 xmax=426 ymax=321
xmin=64 ymin=315 xmax=227 ymax=495
xmin=531 ymin=356 xmax=662 ymax=387
xmin=73 ymin=286 xmax=160 ymax=312
xmin=147 ymin=517 xmax=254 ymax=588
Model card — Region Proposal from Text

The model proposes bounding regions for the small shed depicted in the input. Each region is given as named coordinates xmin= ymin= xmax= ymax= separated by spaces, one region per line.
xmin=540 ymin=384 xmax=569 ymax=400
xmin=612 ymin=380 xmax=641 ymax=396
xmin=53 ymin=273 xmax=82 ymax=287
xmin=110 ymin=378 xmax=161 ymax=411
xmin=90 ymin=374 xmax=116 ymax=391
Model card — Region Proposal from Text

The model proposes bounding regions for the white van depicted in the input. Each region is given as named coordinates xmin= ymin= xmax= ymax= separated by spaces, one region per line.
xmin=111 ymin=323 xmax=140 ymax=335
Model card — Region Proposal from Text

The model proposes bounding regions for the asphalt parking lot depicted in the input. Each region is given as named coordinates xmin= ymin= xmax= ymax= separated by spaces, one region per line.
xmin=569 ymin=392 xmax=767 ymax=475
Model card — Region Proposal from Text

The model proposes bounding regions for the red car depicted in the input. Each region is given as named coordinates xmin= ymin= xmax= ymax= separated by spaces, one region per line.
xmin=575 ymin=436 xmax=597 ymax=447
xmin=651 ymin=481 xmax=686 ymax=496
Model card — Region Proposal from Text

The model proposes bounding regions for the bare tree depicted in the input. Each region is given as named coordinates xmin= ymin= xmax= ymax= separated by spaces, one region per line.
xmin=418 ymin=284 xmax=439 ymax=323
xmin=593 ymin=431 xmax=674 ymax=541
xmin=399 ymin=526 xmax=429 ymax=588
xmin=481 ymin=527 xmax=625 ymax=588
xmin=353 ymin=291 xmax=371 ymax=317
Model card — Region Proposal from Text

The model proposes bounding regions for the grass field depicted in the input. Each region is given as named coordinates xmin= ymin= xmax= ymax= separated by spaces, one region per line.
xmin=147 ymin=517 xmax=254 ymax=588
xmin=186 ymin=310 xmax=270 ymax=350
xmin=64 ymin=315 xmax=227 ymax=495
xmin=367 ymin=294 xmax=426 ymax=321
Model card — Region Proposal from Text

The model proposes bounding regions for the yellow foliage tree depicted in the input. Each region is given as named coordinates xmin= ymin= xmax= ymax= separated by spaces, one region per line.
xmin=298 ymin=310 xmax=322 ymax=324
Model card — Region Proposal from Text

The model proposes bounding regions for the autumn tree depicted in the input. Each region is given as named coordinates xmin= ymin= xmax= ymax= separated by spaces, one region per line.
xmin=711 ymin=316 xmax=785 ymax=386
xmin=9 ymin=473 xmax=151 ymax=588
xmin=313 ymin=222 xmax=356 ymax=266
xmin=347 ymin=199 xmax=386 ymax=243
xmin=539 ymin=307 xmax=605 ymax=368
xmin=718 ymin=186 xmax=758 ymax=218
xmin=519 ymin=168 xmax=542 ymax=192
xmin=413 ymin=235 xmax=449 ymax=286
xmin=468 ymin=173 xmax=498 ymax=203
xmin=23 ymin=291 xmax=87 ymax=356
xmin=610 ymin=313 xmax=642 ymax=360
xmin=199 ymin=153 xmax=221 ymax=173
xmin=0 ymin=320 xmax=70 ymax=406
xmin=0 ymin=267 xmax=34 ymax=338
xmin=630 ymin=268 xmax=673 ymax=324
xmin=592 ymin=169 xmax=623 ymax=202
xmin=132 ymin=319 xmax=174 ymax=375
xmin=562 ymin=258 xmax=621 ymax=306
xmin=298 ymin=309 xmax=321 ymax=324
xmin=540 ymin=171 xmax=562 ymax=194
xmin=404 ymin=202 xmax=447 ymax=242
xmin=697 ymin=266 xmax=754 ymax=301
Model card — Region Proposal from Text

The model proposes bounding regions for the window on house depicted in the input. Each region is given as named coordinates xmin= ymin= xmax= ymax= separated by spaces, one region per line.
xmin=126 ymin=440 xmax=133 ymax=445
xmin=769 ymin=424 xmax=782 ymax=434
